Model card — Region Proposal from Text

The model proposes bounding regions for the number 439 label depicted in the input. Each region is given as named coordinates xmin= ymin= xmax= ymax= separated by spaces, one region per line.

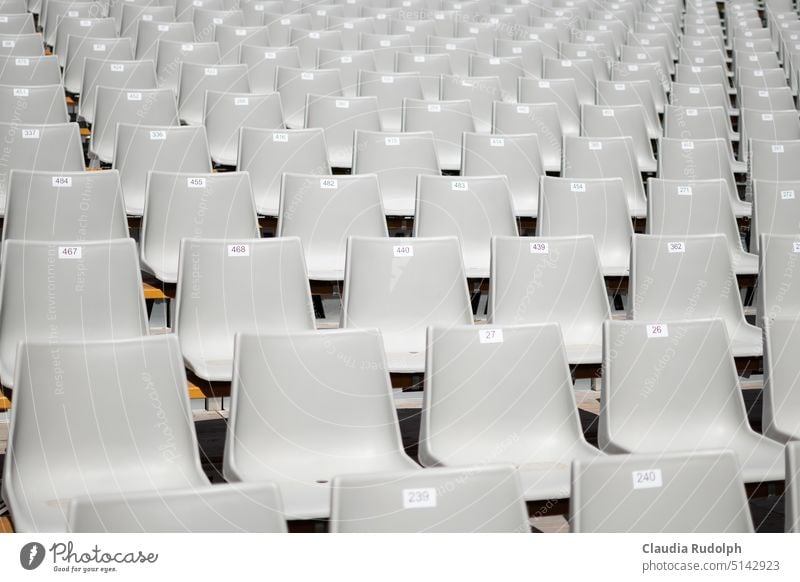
xmin=402 ymin=488 xmax=436 ymax=509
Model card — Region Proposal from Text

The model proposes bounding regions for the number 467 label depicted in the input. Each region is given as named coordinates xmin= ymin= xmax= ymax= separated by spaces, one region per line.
xmin=58 ymin=246 xmax=82 ymax=259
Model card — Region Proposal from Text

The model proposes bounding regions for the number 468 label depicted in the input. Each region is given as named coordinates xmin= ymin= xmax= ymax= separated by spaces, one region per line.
xmin=402 ymin=488 xmax=436 ymax=509
xmin=227 ymin=244 xmax=249 ymax=257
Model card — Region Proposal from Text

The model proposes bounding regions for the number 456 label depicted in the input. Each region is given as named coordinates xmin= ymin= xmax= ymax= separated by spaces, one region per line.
xmin=402 ymin=488 xmax=436 ymax=509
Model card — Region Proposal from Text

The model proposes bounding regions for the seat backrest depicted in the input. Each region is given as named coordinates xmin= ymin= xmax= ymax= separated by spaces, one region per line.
xmin=421 ymin=322 xmax=590 ymax=475
xmin=0 ymin=122 xmax=85 ymax=215
xmin=395 ymin=51 xmax=452 ymax=101
xmin=277 ymin=173 xmax=387 ymax=280
xmin=600 ymin=318 xmax=753 ymax=453
xmin=763 ymin=316 xmax=800 ymax=447
xmin=413 ymin=175 xmax=518 ymax=278
xmin=53 ymin=18 xmax=118 ymax=67
xmin=341 ymin=236 xmax=473 ymax=351
xmin=752 ymin=180 xmax=800 ymax=255
xmin=240 ymin=44 xmax=300 ymax=93
xmin=91 ymin=86 xmax=179 ymax=163
xmin=141 ymin=171 xmax=260 ymax=283
xmin=788 ymin=441 xmax=800 ymax=532
xmin=758 ymin=234 xmax=800 ymax=323
xmin=581 ymin=103 xmax=656 ymax=171
xmin=489 ymin=235 xmax=610 ymax=346
xmin=290 ymin=26 xmax=342 ymax=69
xmin=69 ymin=483 xmax=287 ymax=533
xmin=178 ymin=62 xmax=249 ymax=125
xmin=440 ymin=74 xmax=501 ymax=133
xmin=1 ymin=54 xmax=61 ymax=86
xmin=237 ymin=127 xmax=329 ymax=216
xmin=492 ymin=101 xmax=562 ymax=172
xmin=470 ymin=54 xmax=526 ymax=101
xmin=517 ymin=76 xmax=580 ymax=136
xmin=317 ymin=48 xmax=375 ymax=97
xmin=749 ymin=139 xmax=800 ymax=184
xmin=570 ymin=450 xmax=754 ymax=532
xmin=739 ymin=85 xmax=795 ymax=111
xmin=670 ymin=81 xmax=731 ymax=112
xmin=192 ymin=8 xmax=244 ymax=42
xmin=657 ymin=137 xmax=738 ymax=202
xmin=0 ymin=239 xmax=149 ymax=389
xmin=538 ymin=176 xmax=632 ymax=276
xmin=330 ymin=465 xmax=529 ymax=533
xmin=204 ymin=90 xmax=283 ymax=166
xmin=304 ymin=94 xmax=381 ymax=169
xmin=630 ymin=234 xmax=748 ymax=337
xmin=155 ymin=39 xmax=220 ymax=93
xmin=461 ymin=132 xmax=543 ymax=218
xmin=359 ymin=31 xmax=411 ymax=72
xmin=0 ymin=83 xmax=68 ymax=124
xmin=401 ymin=98 xmax=474 ymax=171
xmin=114 ymin=124 xmax=211 ymax=216
xmin=740 ymin=109 xmax=800 ymax=162
xmin=174 ymin=237 xmax=315 ymax=377
xmin=596 ymin=78 xmax=661 ymax=137
xmin=543 ymin=57 xmax=596 ymax=105
xmin=0 ymin=33 xmax=44 ymax=57
xmin=119 ymin=5 xmax=175 ymax=42
xmin=262 ymin=11 xmax=311 ymax=46
xmin=4 ymin=169 xmax=128 ymax=243
xmin=224 ymin=329 xmax=412 ymax=481
xmin=276 ymin=65 xmax=342 ymax=128
xmin=2 ymin=334 xmax=206 ymax=533
xmin=214 ymin=24 xmax=270 ymax=64
xmin=78 ymin=57 xmax=158 ymax=124
xmin=428 ymin=34 xmax=478 ymax=77
xmin=610 ymin=61 xmax=668 ymax=112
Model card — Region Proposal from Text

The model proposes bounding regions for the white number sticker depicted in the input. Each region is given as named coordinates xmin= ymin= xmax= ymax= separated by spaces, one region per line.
xmin=668 ymin=241 xmax=685 ymax=253
xmin=516 ymin=105 xmax=529 ymax=114
xmin=264 ymin=52 xmax=275 ymax=59
xmin=234 ymin=97 xmax=249 ymax=106
xmin=181 ymin=44 xmax=194 ymax=51
xmin=335 ymin=100 xmax=350 ymax=109
xmin=403 ymin=488 xmax=436 ymax=509
xmin=14 ymin=58 xmax=29 ymax=66
xmin=110 ymin=63 xmax=124 ymax=72
xmin=772 ymin=144 xmax=784 ymax=153
xmin=127 ymin=92 xmax=142 ymax=101
xmin=762 ymin=113 xmax=774 ymax=121
xmin=93 ymin=43 xmax=106 ymax=51
xmin=479 ymin=329 xmax=504 ymax=344
xmin=793 ymin=242 xmax=800 ymax=253
xmin=12 ymin=88 xmax=28 ymax=97
xmin=677 ymin=186 xmax=692 ymax=196
xmin=187 ymin=177 xmax=206 ymax=188
xmin=58 ymin=246 xmax=82 ymax=259
xmin=301 ymin=72 xmax=314 ymax=80
xmin=681 ymin=141 xmax=694 ymax=150
xmin=21 ymin=128 xmax=39 ymax=139
xmin=393 ymin=245 xmax=413 ymax=257
xmin=490 ymin=138 xmax=504 ymax=147
xmin=157 ymin=25 xmax=169 ymax=32
xmin=427 ymin=104 xmax=441 ymax=112
xmin=235 ymin=29 xmax=247 ymax=37
xmin=381 ymin=76 xmax=394 ymax=83
xmin=451 ymin=181 xmax=468 ymax=191
xmin=204 ymin=67 xmax=218 ymax=76
xmin=570 ymin=182 xmax=586 ymax=192
xmin=52 ymin=176 xmax=72 ymax=187
xmin=588 ymin=141 xmax=602 ymax=150
xmin=529 ymin=241 xmax=549 ymax=254
xmin=538 ymin=80 xmax=550 ymax=88
xmin=227 ymin=244 xmax=250 ymax=257
xmin=150 ymin=130 xmax=166 ymax=140
xmin=632 ymin=469 xmax=663 ymax=490
xmin=602 ymin=109 xmax=614 ymax=117
xmin=384 ymin=137 xmax=400 ymax=146
xmin=273 ymin=132 xmax=288 ymax=142
xmin=781 ymin=190 xmax=795 ymax=200
xmin=319 ymin=178 xmax=338 ymax=189
xmin=646 ymin=324 xmax=669 ymax=338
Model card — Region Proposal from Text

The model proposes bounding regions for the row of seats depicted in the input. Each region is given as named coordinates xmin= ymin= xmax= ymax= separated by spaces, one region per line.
xmin=4 ymin=321 xmax=800 ymax=532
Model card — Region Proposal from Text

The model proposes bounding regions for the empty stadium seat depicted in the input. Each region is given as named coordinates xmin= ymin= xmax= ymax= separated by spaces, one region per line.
xmin=0 ymin=83 xmax=67 ymax=123
xmin=78 ymin=58 xmax=158 ymax=125
xmin=492 ymin=101 xmax=563 ymax=173
xmin=63 ymin=37 xmax=134 ymax=95
xmin=788 ymin=442 xmax=800 ymax=533
xmin=178 ymin=62 xmax=249 ymax=126
xmin=402 ymin=98 xmax=474 ymax=171
xmin=304 ymin=94 xmax=381 ymax=169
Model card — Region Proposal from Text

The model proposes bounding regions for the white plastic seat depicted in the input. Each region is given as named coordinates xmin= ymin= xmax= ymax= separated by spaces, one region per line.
xmin=570 ymin=451 xmax=755 ymax=533
xmin=262 ymin=11 xmax=311 ymax=47
xmin=461 ymin=132 xmax=543 ymax=218
xmin=119 ymin=5 xmax=175 ymax=44
xmin=69 ymin=483 xmax=287 ymax=533
xmin=788 ymin=442 xmax=800 ymax=532
xmin=562 ymin=135 xmax=647 ymax=219
xmin=223 ymin=329 xmax=419 ymax=519
xmin=359 ymin=31 xmax=411 ymax=72
xmin=657 ymin=137 xmax=751 ymax=218
xmin=357 ymin=69 xmax=422 ymax=132
xmin=518 ymin=76 xmax=581 ymax=137
xmin=341 ymin=236 xmax=473 ymax=373
xmin=290 ymin=27 xmax=342 ymax=69
xmin=0 ymin=55 xmax=60 ymax=87
xmin=581 ymin=104 xmax=657 ymax=172
xmin=489 ymin=235 xmax=610 ymax=365
xmin=395 ymin=51 xmax=451 ymax=101
xmin=0 ymin=239 xmax=149 ymax=390
xmin=277 ymin=173 xmax=387 ymax=280
xmin=421 ymin=323 xmax=604 ymax=501
xmin=174 ymin=237 xmax=315 ymax=381
xmin=610 ymin=61 xmax=668 ymax=114
xmin=2 ymin=334 xmax=209 ymax=532
xmin=204 ymin=90 xmax=283 ymax=166
xmin=214 ymin=24 xmax=269 ymax=64
xmin=276 ymin=65 xmax=341 ymax=129
xmin=543 ymin=57 xmax=596 ymax=105
xmin=663 ymin=104 xmax=741 ymax=170
xmin=538 ymin=176 xmax=633 ymax=277
xmin=0 ymin=83 xmax=68 ymax=124
xmin=402 ymin=98 xmax=474 ymax=171
xmin=327 ymin=15 xmax=374 ymax=51
xmin=752 ymin=180 xmax=800 ymax=256
xmin=53 ymin=17 xmax=118 ymax=68
xmin=0 ymin=122 xmax=85 ymax=216
xmin=0 ymin=13 xmax=33 ymax=36
xmin=670 ymin=81 xmax=737 ymax=117
xmin=237 ymin=127 xmax=329 ymax=216
xmin=304 ymin=94 xmax=381 ymax=169
xmin=492 ymin=101 xmax=563 ymax=172
xmin=192 ymin=8 xmax=244 ymax=43
xmin=3 ymin=169 xmax=127 ymax=243
xmin=739 ymin=85 xmax=795 ymax=112
xmin=0 ymin=33 xmax=44 ymax=57
xmin=78 ymin=58 xmax=158 ymax=125
xmin=428 ymin=34 xmax=479 ymax=77
xmin=175 ymin=0 xmax=224 ymax=22
xmin=470 ymin=53 xmax=526 ymax=101
xmin=330 ymin=465 xmax=529 ymax=533
xmin=630 ymin=234 xmax=762 ymax=357
xmin=141 ymin=171 xmax=260 ymax=283
xmin=64 ymin=37 xmax=134 ymax=95
xmin=155 ymin=40 xmax=221 ymax=94
xmin=647 ymin=178 xmax=758 ymax=275
xmin=763 ymin=316 xmax=800 ymax=444
xmin=114 ymin=124 xmax=211 ymax=216
xmin=601 ymin=318 xmax=784 ymax=483
xmin=749 ymin=139 xmax=800 ymax=184
xmin=240 ymin=45 xmax=300 ymax=93
xmin=739 ymin=109 xmax=800 ymax=164
xmin=178 ymin=62 xmax=249 ymax=125
xmin=317 ymin=48 xmax=375 ymax=97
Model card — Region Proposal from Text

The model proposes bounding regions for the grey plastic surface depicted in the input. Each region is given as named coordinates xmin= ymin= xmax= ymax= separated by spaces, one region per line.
xmin=276 ymin=65 xmax=341 ymax=129
xmin=78 ymin=57 xmax=158 ymax=124
xmin=304 ymin=94 xmax=380 ymax=169
xmin=762 ymin=315 xmax=800 ymax=442
xmin=581 ymin=104 xmax=657 ymax=172
xmin=402 ymin=98 xmax=474 ymax=171
xmin=788 ymin=442 xmax=800 ymax=533
xmin=492 ymin=101 xmax=563 ymax=172
xmin=63 ymin=37 xmax=133 ymax=95
xmin=178 ymin=61 xmax=249 ymax=125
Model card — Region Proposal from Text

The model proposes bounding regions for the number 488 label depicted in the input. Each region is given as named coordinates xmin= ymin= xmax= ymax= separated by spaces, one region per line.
xmin=402 ymin=488 xmax=436 ymax=509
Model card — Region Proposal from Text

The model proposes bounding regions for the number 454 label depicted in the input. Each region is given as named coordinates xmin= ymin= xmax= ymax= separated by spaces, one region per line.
xmin=402 ymin=488 xmax=437 ymax=509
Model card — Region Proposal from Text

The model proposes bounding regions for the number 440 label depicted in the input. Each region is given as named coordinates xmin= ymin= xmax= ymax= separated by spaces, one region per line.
xmin=402 ymin=488 xmax=436 ymax=509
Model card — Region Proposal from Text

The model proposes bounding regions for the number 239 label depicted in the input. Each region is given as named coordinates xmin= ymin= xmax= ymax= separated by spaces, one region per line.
xmin=403 ymin=488 xmax=436 ymax=509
